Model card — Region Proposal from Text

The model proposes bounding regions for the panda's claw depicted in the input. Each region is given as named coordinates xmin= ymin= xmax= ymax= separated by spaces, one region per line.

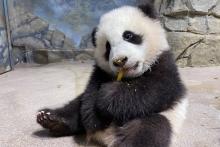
xmin=36 ymin=109 xmax=72 ymax=136
xmin=37 ymin=110 xmax=55 ymax=127
xmin=46 ymin=112 xmax=51 ymax=115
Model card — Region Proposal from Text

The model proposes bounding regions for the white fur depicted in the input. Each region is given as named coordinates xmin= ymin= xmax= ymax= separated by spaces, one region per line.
xmin=94 ymin=6 xmax=169 ymax=77
xmin=87 ymin=126 xmax=116 ymax=146
xmin=160 ymin=97 xmax=188 ymax=146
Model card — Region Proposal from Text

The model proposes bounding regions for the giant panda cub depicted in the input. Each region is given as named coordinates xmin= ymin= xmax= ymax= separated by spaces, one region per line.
xmin=37 ymin=2 xmax=188 ymax=147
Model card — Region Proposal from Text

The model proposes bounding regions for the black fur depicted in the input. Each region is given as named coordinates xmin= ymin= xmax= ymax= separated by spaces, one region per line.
xmin=123 ymin=31 xmax=143 ymax=45
xmin=138 ymin=2 xmax=158 ymax=19
xmin=91 ymin=27 xmax=97 ymax=47
xmin=113 ymin=115 xmax=171 ymax=147
xmin=37 ymin=95 xmax=85 ymax=136
xmin=95 ymin=51 xmax=185 ymax=126
xmin=37 ymin=50 xmax=185 ymax=146
xmin=92 ymin=28 xmax=111 ymax=61
xmin=105 ymin=41 xmax=111 ymax=61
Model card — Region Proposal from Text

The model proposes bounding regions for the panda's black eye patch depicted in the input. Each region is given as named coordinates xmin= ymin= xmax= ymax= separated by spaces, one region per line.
xmin=105 ymin=41 xmax=111 ymax=61
xmin=123 ymin=31 xmax=142 ymax=45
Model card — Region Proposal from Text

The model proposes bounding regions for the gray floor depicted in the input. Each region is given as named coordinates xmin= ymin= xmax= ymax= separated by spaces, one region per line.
xmin=0 ymin=61 xmax=220 ymax=147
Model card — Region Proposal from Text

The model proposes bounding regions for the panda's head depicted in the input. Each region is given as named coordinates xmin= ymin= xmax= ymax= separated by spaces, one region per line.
xmin=92 ymin=4 xmax=169 ymax=78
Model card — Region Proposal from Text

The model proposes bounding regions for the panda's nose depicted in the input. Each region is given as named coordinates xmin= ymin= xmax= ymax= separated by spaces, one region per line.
xmin=113 ymin=56 xmax=128 ymax=67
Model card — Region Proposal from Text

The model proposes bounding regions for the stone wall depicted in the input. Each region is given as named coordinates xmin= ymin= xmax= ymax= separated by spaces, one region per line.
xmin=7 ymin=0 xmax=146 ymax=64
xmin=7 ymin=1 xmax=77 ymax=64
xmin=1 ymin=0 xmax=220 ymax=67
xmin=157 ymin=0 xmax=220 ymax=66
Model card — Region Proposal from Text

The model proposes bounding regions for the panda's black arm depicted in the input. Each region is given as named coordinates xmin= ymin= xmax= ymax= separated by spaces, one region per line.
xmin=95 ymin=80 xmax=156 ymax=125
xmin=37 ymin=66 xmax=109 ymax=135
xmin=37 ymin=93 xmax=85 ymax=135
xmin=79 ymin=66 xmax=115 ymax=132
xmin=51 ymin=65 xmax=114 ymax=132
xmin=54 ymin=65 xmax=113 ymax=132
xmin=95 ymin=70 xmax=185 ymax=125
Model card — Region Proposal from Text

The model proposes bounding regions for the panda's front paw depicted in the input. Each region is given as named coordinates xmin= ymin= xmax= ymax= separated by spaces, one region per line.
xmin=36 ymin=109 xmax=72 ymax=136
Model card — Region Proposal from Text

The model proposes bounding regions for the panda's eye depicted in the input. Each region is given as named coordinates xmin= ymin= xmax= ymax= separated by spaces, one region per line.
xmin=123 ymin=31 xmax=142 ymax=45
xmin=124 ymin=32 xmax=133 ymax=40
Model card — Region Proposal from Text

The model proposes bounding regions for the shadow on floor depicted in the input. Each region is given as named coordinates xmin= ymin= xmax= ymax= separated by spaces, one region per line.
xmin=32 ymin=130 xmax=58 ymax=138
xmin=32 ymin=129 xmax=104 ymax=146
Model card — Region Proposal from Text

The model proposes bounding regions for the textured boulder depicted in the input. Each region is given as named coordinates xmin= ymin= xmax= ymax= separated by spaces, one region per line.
xmin=159 ymin=0 xmax=220 ymax=66
xmin=161 ymin=0 xmax=188 ymax=16
xmin=190 ymin=36 xmax=220 ymax=66
xmin=11 ymin=18 xmax=49 ymax=39
xmin=167 ymin=32 xmax=220 ymax=67
xmin=189 ymin=0 xmax=218 ymax=13
xmin=51 ymin=30 xmax=65 ymax=49
xmin=208 ymin=16 xmax=220 ymax=34
xmin=63 ymin=38 xmax=75 ymax=50
xmin=13 ymin=37 xmax=46 ymax=49
xmin=188 ymin=16 xmax=208 ymax=34
xmin=48 ymin=50 xmax=75 ymax=63
xmin=164 ymin=17 xmax=188 ymax=31
xmin=79 ymin=33 xmax=93 ymax=49
xmin=211 ymin=3 xmax=220 ymax=17
xmin=33 ymin=50 xmax=49 ymax=64
xmin=74 ymin=49 xmax=94 ymax=61
xmin=8 ymin=5 xmax=76 ymax=64
xmin=2 ymin=0 xmax=220 ymax=66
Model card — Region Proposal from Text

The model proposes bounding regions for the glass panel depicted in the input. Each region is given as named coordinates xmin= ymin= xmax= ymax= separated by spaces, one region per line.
xmin=7 ymin=0 xmax=142 ymax=64
xmin=0 ymin=0 xmax=11 ymax=74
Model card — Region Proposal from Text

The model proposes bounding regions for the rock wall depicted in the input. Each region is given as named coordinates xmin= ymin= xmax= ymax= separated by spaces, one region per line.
xmin=7 ymin=1 xmax=76 ymax=64
xmin=7 ymin=0 xmax=142 ymax=64
xmin=0 ymin=1 xmax=11 ymax=73
xmin=1 ymin=0 xmax=220 ymax=66
xmin=157 ymin=0 xmax=220 ymax=66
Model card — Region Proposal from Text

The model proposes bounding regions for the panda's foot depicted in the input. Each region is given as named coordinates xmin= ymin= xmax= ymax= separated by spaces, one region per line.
xmin=36 ymin=109 xmax=72 ymax=136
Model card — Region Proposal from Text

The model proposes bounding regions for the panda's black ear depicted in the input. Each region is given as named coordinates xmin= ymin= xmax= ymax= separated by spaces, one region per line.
xmin=91 ymin=27 xmax=97 ymax=47
xmin=138 ymin=1 xmax=158 ymax=19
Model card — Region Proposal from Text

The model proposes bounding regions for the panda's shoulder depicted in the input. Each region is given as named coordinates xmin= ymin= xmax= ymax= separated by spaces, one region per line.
xmin=148 ymin=51 xmax=178 ymax=76
xmin=88 ymin=65 xmax=113 ymax=85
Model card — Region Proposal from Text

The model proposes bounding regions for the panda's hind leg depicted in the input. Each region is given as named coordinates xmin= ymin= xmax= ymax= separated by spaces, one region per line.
xmin=37 ymin=96 xmax=84 ymax=136
xmin=112 ymin=115 xmax=172 ymax=147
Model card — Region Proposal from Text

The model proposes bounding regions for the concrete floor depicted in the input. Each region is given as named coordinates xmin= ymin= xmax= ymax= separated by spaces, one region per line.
xmin=0 ymin=61 xmax=220 ymax=147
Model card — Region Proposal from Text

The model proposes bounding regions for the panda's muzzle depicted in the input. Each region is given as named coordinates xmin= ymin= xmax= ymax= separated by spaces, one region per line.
xmin=113 ymin=56 xmax=128 ymax=67
xmin=113 ymin=56 xmax=139 ymax=71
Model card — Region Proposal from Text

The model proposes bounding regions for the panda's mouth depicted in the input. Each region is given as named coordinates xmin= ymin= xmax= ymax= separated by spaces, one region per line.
xmin=127 ymin=62 xmax=139 ymax=70
xmin=115 ymin=61 xmax=141 ymax=79
xmin=119 ymin=61 xmax=139 ymax=72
